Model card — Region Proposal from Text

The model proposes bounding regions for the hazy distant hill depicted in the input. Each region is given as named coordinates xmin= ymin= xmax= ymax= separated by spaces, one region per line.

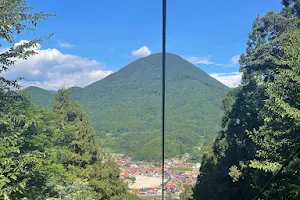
xmin=24 ymin=86 xmax=53 ymax=109
xmin=25 ymin=53 xmax=230 ymax=160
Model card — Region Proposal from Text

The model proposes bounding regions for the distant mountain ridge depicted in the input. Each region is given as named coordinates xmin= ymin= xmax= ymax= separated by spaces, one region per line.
xmin=24 ymin=86 xmax=53 ymax=108
xmin=24 ymin=52 xmax=230 ymax=160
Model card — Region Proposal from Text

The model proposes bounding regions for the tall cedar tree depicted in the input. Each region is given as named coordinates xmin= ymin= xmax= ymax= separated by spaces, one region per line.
xmin=50 ymin=88 xmax=139 ymax=200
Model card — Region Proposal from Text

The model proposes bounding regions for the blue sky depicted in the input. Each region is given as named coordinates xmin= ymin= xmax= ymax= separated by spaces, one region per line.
xmin=4 ymin=0 xmax=283 ymax=89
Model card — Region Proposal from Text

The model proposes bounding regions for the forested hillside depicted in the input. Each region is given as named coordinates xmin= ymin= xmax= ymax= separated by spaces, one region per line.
xmin=26 ymin=53 xmax=230 ymax=161
xmin=0 ymin=1 xmax=138 ymax=199
xmin=25 ymin=86 xmax=53 ymax=108
xmin=193 ymin=1 xmax=300 ymax=199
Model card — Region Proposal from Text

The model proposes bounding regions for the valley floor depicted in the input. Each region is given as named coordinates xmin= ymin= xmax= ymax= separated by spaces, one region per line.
xmin=111 ymin=153 xmax=200 ymax=198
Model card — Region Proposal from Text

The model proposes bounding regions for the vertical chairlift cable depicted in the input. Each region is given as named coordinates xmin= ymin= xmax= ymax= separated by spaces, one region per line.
xmin=162 ymin=0 xmax=167 ymax=199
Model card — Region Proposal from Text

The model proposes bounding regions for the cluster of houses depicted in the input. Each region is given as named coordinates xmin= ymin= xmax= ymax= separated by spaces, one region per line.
xmin=111 ymin=153 xmax=200 ymax=197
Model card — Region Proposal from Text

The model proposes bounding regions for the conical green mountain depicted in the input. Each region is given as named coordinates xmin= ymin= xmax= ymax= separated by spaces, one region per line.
xmin=24 ymin=53 xmax=230 ymax=160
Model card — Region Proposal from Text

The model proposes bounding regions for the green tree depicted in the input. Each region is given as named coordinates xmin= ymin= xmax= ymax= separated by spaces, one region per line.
xmin=193 ymin=1 xmax=300 ymax=199
xmin=50 ymin=88 xmax=138 ymax=199
xmin=180 ymin=185 xmax=194 ymax=200
xmin=166 ymin=192 xmax=173 ymax=200
xmin=246 ymin=28 xmax=300 ymax=200
xmin=0 ymin=0 xmax=53 ymax=198
xmin=0 ymin=1 xmax=138 ymax=199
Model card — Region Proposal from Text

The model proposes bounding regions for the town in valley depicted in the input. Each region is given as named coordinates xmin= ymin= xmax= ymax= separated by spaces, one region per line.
xmin=111 ymin=153 xmax=200 ymax=199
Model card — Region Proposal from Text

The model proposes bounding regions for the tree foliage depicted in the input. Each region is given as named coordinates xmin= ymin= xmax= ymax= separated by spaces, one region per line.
xmin=0 ymin=0 xmax=53 ymax=198
xmin=0 ymin=1 xmax=138 ymax=199
xmin=1 ymin=89 xmax=139 ymax=199
xmin=180 ymin=184 xmax=194 ymax=200
xmin=193 ymin=1 xmax=300 ymax=199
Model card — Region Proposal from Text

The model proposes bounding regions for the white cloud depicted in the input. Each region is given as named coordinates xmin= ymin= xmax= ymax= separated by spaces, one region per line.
xmin=2 ymin=40 xmax=113 ymax=90
xmin=215 ymin=55 xmax=240 ymax=67
xmin=132 ymin=46 xmax=151 ymax=58
xmin=58 ymin=41 xmax=75 ymax=48
xmin=89 ymin=70 xmax=112 ymax=78
xmin=229 ymin=55 xmax=240 ymax=65
xmin=184 ymin=55 xmax=214 ymax=65
xmin=210 ymin=72 xmax=242 ymax=88
xmin=185 ymin=55 xmax=240 ymax=67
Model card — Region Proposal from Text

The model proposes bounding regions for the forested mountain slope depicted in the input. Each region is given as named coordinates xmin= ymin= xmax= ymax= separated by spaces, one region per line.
xmin=25 ymin=86 xmax=53 ymax=108
xmin=26 ymin=53 xmax=230 ymax=160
